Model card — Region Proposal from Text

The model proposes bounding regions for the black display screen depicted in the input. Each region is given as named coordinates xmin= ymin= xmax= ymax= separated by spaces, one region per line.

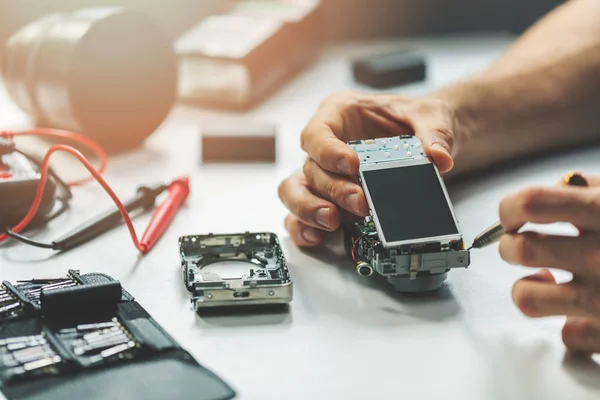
xmin=362 ymin=163 xmax=459 ymax=243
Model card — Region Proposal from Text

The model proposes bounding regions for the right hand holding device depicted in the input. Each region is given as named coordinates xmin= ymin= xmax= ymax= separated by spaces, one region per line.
xmin=278 ymin=91 xmax=465 ymax=247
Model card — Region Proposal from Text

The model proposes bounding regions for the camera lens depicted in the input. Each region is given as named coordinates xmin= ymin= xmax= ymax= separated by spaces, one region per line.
xmin=2 ymin=8 xmax=177 ymax=153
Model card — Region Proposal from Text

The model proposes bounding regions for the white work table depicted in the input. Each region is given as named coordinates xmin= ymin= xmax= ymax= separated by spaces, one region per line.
xmin=2 ymin=34 xmax=600 ymax=400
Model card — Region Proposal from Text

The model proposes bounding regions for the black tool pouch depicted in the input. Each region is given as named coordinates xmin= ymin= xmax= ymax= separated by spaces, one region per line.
xmin=0 ymin=270 xmax=236 ymax=400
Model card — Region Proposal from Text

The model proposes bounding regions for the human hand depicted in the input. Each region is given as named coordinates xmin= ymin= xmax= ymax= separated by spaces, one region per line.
xmin=499 ymin=174 xmax=600 ymax=354
xmin=278 ymin=91 xmax=465 ymax=247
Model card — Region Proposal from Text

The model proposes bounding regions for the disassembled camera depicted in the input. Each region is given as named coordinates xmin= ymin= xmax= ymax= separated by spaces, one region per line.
xmin=179 ymin=232 xmax=292 ymax=309
xmin=344 ymin=135 xmax=470 ymax=292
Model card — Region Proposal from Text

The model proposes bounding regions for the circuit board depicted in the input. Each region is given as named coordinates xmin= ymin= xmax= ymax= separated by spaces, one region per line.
xmin=349 ymin=135 xmax=426 ymax=164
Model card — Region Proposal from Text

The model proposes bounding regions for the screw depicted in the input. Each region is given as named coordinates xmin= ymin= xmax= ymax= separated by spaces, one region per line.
xmin=268 ymin=291 xmax=274 ymax=296
xmin=206 ymin=293 xmax=213 ymax=299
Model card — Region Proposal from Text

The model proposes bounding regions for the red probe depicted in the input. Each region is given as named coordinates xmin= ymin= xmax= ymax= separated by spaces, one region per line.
xmin=139 ymin=177 xmax=190 ymax=253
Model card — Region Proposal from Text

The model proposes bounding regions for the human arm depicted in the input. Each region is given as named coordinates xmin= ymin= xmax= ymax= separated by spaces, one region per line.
xmin=278 ymin=0 xmax=600 ymax=246
xmin=439 ymin=0 xmax=600 ymax=176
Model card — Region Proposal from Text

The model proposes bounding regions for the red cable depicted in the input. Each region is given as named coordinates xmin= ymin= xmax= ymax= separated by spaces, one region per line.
xmin=0 ymin=129 xmax=107 ymax=186
xmin=351 ymin=236 xmax=361 ymax=263
xmin=0 ymin=144 xmax=144 ymax=252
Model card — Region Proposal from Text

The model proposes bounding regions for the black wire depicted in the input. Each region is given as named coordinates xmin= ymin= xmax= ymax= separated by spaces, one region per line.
xmin=5 ymin=229 xmax=56 ymax=249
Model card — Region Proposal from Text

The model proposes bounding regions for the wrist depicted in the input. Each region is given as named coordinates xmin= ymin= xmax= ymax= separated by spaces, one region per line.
xmin=432 ymin=80 xmax=480 ymax=176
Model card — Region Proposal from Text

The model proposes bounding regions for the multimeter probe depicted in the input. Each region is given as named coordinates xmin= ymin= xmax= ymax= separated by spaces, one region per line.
xmin=0 ymin=129 xmax=188 ymax=254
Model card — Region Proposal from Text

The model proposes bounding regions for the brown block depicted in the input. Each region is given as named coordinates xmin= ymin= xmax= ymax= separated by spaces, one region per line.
xmin=200 ymin=120 xmax=276 ymax=163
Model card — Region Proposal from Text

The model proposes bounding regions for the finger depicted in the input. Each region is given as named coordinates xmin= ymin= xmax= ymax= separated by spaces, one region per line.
xmin=499 ymin=231 xmax=600 ymax=280
xmin=413 ymin=122 xmax=454 ymax=173
xmin=498 ymin=186 xmax=600 ymax=232
xmin=359 ymin=108 xmax=413 ymax=137
xmin=512 ymin=275 xmax=600 ymax=319
xmin=300 ymin=95 xmax=362 ymax=177
xmin=555 ymin=173 xmax=600 ymax=236
xmin=355 ymin=96 xmax=455 ymax=172
xmin=562 ymin=316 xmax=600 ymax=354
xmin=557 ymin=172 xmax=600 ymax=188
xmin=303 ymin=159 xmax=369 ymax=217
xmin=522 ymin=268 xmax=557 ymax=283
xmin=284 ymin=214 xmax=323 ymax=247
xmin=278 ymin=171 xmax=342 ymax=232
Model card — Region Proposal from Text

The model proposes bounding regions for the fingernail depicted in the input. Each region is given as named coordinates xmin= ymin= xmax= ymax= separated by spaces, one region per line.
xmin=431 ymin=142 xmax=450 ymax=155
xmin=302 ymin=227 xmax=320 ymax=244
xmin=315 ymin=208 xmax=330 ymax=228
xmin=347 ymin=192 xmax=361 ymax=215
xmin=337 ymin=158 xmax=353 ymax=176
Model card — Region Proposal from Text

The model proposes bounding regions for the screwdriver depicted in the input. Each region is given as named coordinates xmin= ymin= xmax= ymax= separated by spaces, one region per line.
xmin=468 ymin=171 xmax=589 ymax=250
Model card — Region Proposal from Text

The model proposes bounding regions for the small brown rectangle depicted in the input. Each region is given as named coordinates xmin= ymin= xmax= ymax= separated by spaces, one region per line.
xmin=200 ymin=121 xmax=276 ymax=163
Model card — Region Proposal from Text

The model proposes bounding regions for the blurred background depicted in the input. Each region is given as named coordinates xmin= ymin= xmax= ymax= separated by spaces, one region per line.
xmin=0 ymin=0 xmax=564 ymax=51
xmin=0 ymin=0 xmax=566 ymax=147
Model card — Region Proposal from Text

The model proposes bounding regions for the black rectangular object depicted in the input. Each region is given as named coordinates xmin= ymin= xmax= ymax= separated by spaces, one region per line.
xmin=352 ymin=50 xmax=426 ymax=89
xmin=40 ymin=281 xmax=122 ymax=322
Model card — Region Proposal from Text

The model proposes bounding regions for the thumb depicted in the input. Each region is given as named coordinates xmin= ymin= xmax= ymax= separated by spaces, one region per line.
xmin=416 ymin=124 xmax=455 ymax=173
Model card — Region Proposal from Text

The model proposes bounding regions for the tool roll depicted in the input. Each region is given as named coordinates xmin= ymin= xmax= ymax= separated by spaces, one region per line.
xmin=0 ymin=270 xmax=235 ymax=400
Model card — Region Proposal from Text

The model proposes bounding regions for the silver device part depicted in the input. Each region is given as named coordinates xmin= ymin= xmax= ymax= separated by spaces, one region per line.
xmin=356 ymin=262 xmax=374 ymax=277
xmin=369 ymin=249 xmax=469 ymax=277
xmin=349 ymin=135 xmax=470 ymax=292
xmin=179 ymin=232 xmax=293 ymax=309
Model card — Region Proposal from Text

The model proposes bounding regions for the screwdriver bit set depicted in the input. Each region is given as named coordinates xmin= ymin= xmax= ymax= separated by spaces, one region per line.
xmin=0 ymin=270 xmax=235 ymax=400
xmin=0 ymin=277 xmax=77 ymax=322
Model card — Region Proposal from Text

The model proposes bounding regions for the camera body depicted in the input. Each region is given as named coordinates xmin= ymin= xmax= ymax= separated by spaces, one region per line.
xmin=344 ymin=136 xmax=470 ymax=292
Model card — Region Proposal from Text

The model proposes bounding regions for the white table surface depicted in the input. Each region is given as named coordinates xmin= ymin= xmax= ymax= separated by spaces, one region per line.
xmin=2 ymin=33 xmax=600 ymax=400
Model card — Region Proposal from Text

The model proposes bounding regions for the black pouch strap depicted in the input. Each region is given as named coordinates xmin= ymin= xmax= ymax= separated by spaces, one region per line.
xmin=117 ymin=302 xmax=178 ymax=351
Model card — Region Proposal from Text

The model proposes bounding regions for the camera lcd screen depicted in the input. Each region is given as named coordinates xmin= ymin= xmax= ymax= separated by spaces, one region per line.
xmin=361 ymin=163 xmax=459 ymax=244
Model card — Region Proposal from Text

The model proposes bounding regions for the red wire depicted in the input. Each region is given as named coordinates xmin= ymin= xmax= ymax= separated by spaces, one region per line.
xmin=351 ymin=236 xmax=361 ymax=263
xmin=0 ymin=129 xmax=107 ymax=186
xmin=0 ymin=144 xmax=145 ymax=252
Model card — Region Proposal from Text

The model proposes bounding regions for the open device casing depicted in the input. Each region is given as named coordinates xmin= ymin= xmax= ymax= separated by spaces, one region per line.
xmin=179 ymin=232 xmax=292 ymax=308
